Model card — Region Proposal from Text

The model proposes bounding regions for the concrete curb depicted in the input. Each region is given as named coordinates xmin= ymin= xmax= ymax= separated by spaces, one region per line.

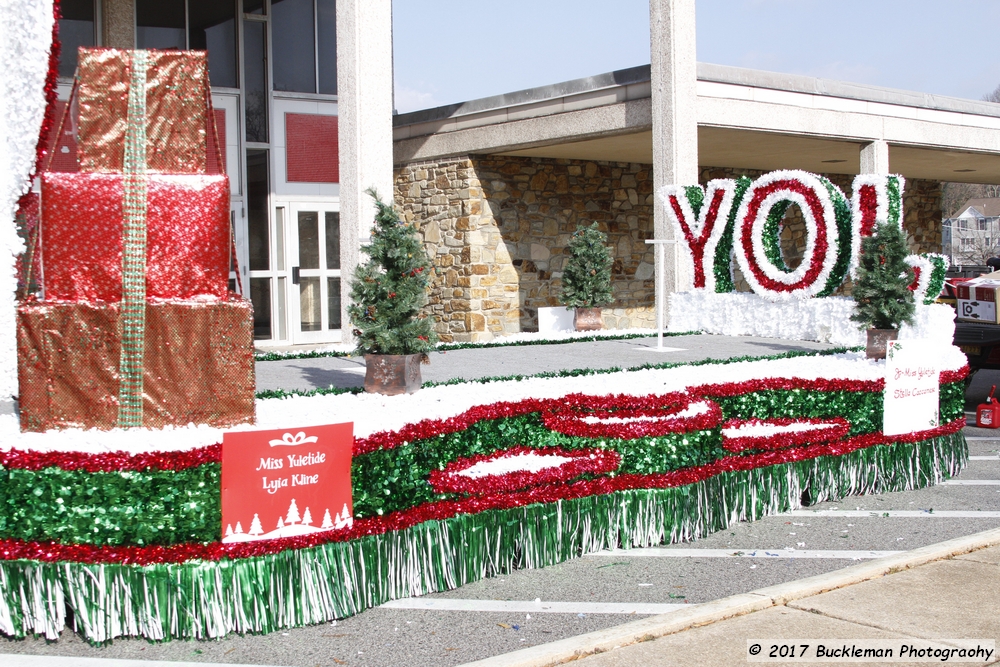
xmin=459 ymin=526 xmax=1000 ymax=667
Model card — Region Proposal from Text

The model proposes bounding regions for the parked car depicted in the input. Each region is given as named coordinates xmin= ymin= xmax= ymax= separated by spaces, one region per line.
xmin=948 ymin=267 xmax=1000 ymax=371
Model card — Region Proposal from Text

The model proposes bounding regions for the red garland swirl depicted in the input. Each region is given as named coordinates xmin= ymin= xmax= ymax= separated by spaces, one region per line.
xmin=0 ymin=366 xmax=968 ymax=473
xmin=540 ymin=392 xmax=722 ymax=438
xmin=721 ymin=417 xmax=850 ymax=453
xmin=428 ymin=446 xmax=621 ymax=495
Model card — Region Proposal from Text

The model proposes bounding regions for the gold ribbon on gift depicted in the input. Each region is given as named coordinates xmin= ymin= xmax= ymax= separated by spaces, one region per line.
xmin=118 ymin=50 xmax=149 ymax=428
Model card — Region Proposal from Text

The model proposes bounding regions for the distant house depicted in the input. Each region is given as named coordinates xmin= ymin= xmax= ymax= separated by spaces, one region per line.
xmin=944 ymin=198 xmax=1000 ymax=264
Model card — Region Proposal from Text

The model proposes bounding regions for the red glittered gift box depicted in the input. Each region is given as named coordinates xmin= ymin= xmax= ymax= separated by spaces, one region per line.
xmin=17 ymin=296 xmax=255 ymax=432
xmin=40 ymin=172 xmax=230 ymax=302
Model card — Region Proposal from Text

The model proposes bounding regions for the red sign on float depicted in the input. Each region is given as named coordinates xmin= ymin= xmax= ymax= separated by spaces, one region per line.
xmin=221 ymin=423 xmax=353 ymax=543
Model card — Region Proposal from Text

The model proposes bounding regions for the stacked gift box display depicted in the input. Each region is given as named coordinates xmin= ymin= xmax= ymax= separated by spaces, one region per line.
xmin=17 ymin=48 xmax=255 ymax=432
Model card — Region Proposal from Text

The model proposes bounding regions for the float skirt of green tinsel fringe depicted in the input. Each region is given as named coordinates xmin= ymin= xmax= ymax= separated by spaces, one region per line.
xmin=0 ymin=433 xmax=966 ymax=643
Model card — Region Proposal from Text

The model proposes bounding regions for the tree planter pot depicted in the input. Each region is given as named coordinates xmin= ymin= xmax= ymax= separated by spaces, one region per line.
xmin=574 ymin=307 xmax=603 ymax=332
xmin=364 ymin=354 xmax=424 ymax=395
xmin=866 ymin=328 xmax=898 ymax=359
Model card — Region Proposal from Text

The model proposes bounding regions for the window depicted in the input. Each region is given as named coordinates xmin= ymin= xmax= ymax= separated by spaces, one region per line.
xmin=963 ymin=237 xmax=974 ymax=248
xmin=136 ymin=0 xmax=186 ymax=50
xmin=58 ymin=0 xmax=96 ymax=78
xmin=189 ymin=1 xmax=238 ymax=88
xmin=272 ymin=0 xmax=315 ymax=93
xmin=980 ymin=219 xmax=989 ymax=231
xmin=271 ymin=0 xmax=337 ymax=94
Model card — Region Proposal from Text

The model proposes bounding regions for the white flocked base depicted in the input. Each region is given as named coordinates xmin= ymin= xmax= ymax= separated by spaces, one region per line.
xmin=667 ymin=292 xmax=955 ymax=347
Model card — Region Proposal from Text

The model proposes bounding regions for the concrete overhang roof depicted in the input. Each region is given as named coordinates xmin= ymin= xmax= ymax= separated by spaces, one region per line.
xmin=393 ymin=63 xmax=1000 ymax=184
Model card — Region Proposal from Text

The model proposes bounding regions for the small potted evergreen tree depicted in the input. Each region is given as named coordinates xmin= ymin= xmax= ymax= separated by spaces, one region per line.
xmin=560 ymin=222 xmax=614 ymax=331
xmin=850 ymin=220 xmax=916 ymax=359
xmin=348 ymin=190 xmax=437 ymax=394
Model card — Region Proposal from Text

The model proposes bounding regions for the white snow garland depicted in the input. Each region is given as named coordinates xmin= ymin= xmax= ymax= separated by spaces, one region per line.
xmin=579 ymin=400 xmax=712 ymax=424
xmin=668 ymin=291 xmax=955 ymax=347
xmin=722 ymin=420 xmax=842 ymax=439
xmin=0 ymin=347 xmax=966 ymax=456
xmin=453 ymin=452 xmax=572 ymax=479
xmin=0 ymin=0 xmax=53 ymax=399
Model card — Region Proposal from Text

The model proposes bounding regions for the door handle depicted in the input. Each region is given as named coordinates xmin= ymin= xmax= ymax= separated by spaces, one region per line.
xmin=292 ymin=266 xmax=300 ymax=285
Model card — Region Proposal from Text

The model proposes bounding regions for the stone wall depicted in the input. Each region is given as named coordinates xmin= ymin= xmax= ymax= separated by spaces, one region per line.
xmin=395 ymin=156 xmax=657 ymax=341
xmin=395 ymin=159 xmax=943 ymax=342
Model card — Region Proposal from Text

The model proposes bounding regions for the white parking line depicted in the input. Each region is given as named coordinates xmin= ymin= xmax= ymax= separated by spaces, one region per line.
xmin=588 ymin=549 xmax=900 ymax=559
xmin=969 ymin=456 xmax=1000 ymax=460
xmin=965 ymin=436 xmax=1000 ymax=441
xmin=0 ymin=657 xmax=280 ymax=667
xmin=380 ymin=598 xmax=687 ymax=615
xmin=775 ymin=510 xmax=1000 ymax=519
xmin=941 ymin=479 xmax=1000 ymax=485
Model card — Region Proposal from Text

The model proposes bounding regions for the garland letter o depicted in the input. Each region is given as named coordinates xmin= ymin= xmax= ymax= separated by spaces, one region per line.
xmin=734 ymin=170 xmax=840 ymax=301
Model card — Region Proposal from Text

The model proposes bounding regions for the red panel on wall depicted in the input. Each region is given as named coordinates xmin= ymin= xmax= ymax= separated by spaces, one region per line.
xmin=285 ymin=113 xmax=338 ymax=183
xmin=206 ymin=108 xmax=226 ymax=175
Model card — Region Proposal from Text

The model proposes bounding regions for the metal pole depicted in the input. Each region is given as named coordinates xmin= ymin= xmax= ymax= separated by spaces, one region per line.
xmin=646 ymin=239 xmax=678 ymax=351
xmin=658 ymin=241 xmax=665 ymax=350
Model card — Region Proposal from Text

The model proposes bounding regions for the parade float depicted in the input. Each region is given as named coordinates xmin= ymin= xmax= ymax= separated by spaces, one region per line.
xmin=0 ymin=5 xmax=964 ymax=644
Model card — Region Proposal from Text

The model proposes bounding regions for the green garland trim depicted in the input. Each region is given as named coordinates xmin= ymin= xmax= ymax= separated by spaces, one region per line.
xmin=0 ymin=433 xmax=966 ymax=642
xmin=422 ymin=346 xmax=859 ymax=389
xmin=816 ymin=178 xmax=854 ymax=297
xmin=922 ymin=253 xmax=949 ymax=306
xmin=255 ymin=344 xmax=858 ymax=400
xmin=0 ymin=465 xmax=220 ymax=546
xmin=762 ymin=200 xmax=792 ymax=273
xmin=713 ymin=176 xmax=752 ymax=293
xmin=254 ymin=332 xmax=697 ymax=363
xmin=887 ymin=176 xmax=902 ymax=228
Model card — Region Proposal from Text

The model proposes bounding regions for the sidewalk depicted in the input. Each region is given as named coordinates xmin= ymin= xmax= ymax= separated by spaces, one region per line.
xmin=462 ymin=528 xmax=1000 ymax=666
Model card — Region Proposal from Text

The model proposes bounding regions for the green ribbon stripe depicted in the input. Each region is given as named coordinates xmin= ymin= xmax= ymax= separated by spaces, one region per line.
xmin=118 ymin=49 xmax=150 ymax=428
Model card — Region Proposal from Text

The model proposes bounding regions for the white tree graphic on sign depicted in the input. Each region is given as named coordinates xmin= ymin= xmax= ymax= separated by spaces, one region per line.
xmin=248 ymin=514 xmax=263 ymax=536
xmin=302 ymin=507 xmax=313 ymax=526
xmin=285 ymin=498 xmax=301 ymax=525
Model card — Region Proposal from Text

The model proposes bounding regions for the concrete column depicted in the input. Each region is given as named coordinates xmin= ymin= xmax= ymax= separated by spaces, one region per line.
xmin=650 ymin=0 xmax=698 ymax=302
xmin=860 ymin=139 xmax=890 ymax=175
xmin=101 ymin=0 xmax=134 ymax=48
xmin=336 ymin=0 xmax=394 ymax=347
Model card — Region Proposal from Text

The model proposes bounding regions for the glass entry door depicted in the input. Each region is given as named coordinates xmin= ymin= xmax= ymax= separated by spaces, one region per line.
xmin=289 ymin=204 xmax=341 ymax=344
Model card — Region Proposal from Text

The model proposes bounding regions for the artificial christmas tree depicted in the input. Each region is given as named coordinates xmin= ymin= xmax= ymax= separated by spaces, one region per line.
xmin=348 ymin=189 xmax=437 ymax=394
xmin=560 ymin=222 xmax=613 ymax=331
xmin=850 ymin=219 xmax=916 ymax=358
